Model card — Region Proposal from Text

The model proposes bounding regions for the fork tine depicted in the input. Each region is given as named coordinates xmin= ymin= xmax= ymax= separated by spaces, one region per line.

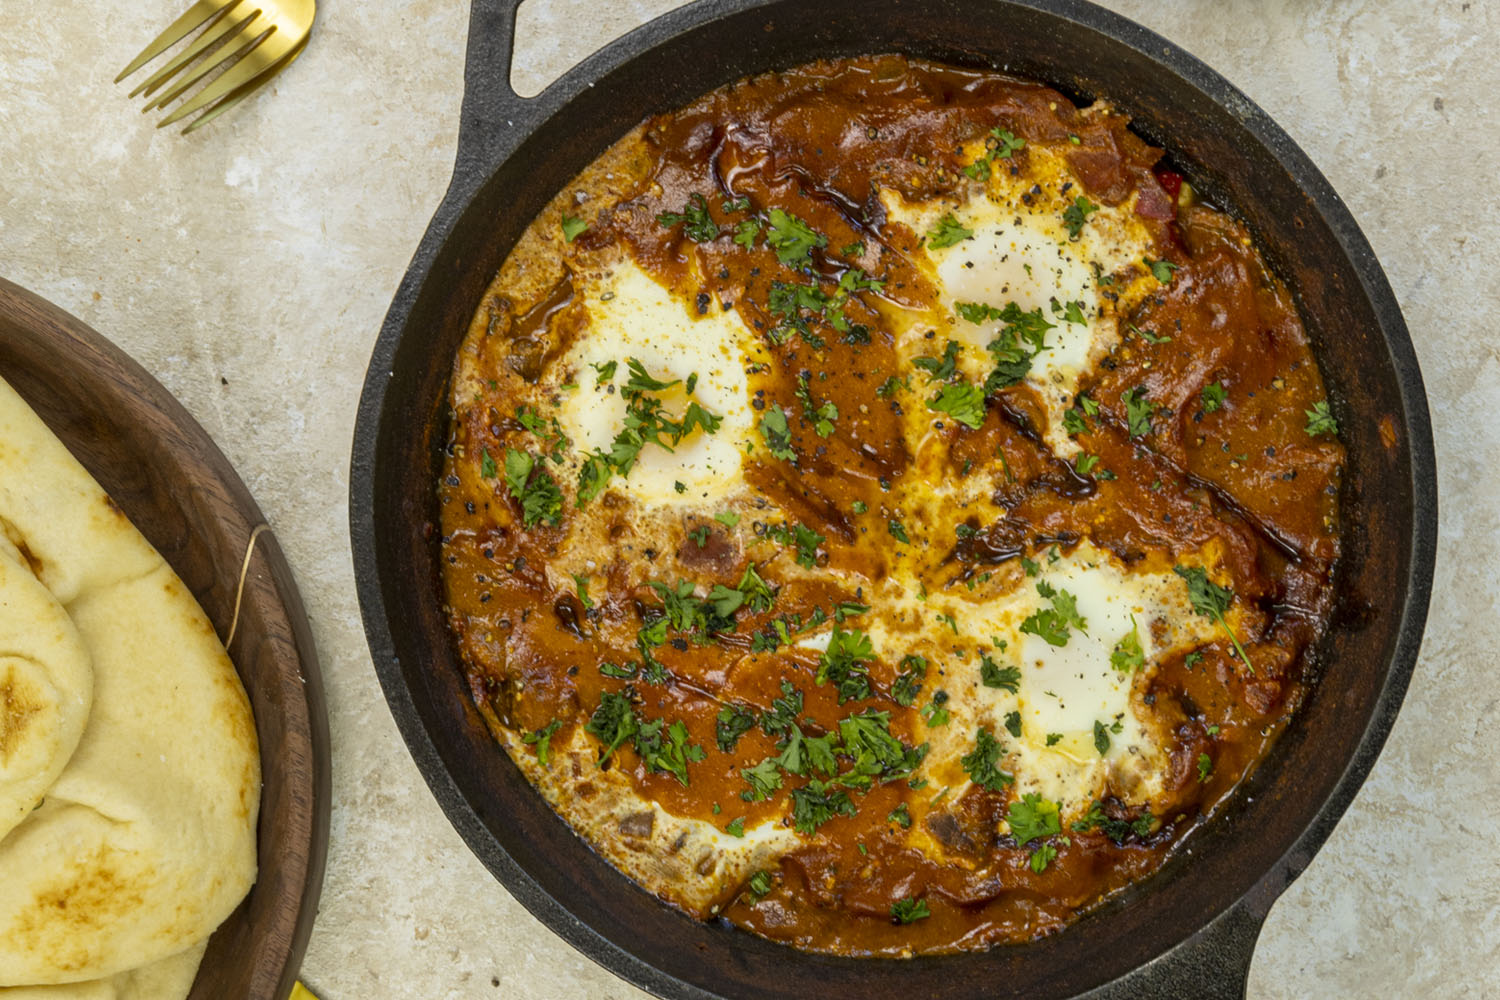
xmin=130 ymin=5 xmax=260 ymax=101
xmin=146 ymin=21 xmax=271 ymax=113
xmin=115 ymin=0 xmax=238 ymax=83
xmin=160 ymin=29 xmax=291 ymax=127
xmin=180 ymin=34 xmax=307 ymax=134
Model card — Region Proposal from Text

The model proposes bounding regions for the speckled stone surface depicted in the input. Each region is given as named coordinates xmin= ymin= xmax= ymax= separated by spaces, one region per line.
xmin=0 ymin=1 xmax=1495 ymax=997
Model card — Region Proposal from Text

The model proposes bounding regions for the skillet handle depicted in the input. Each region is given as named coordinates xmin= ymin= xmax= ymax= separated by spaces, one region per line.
xmin=455 ymin=0 xmax=534 ymax=185
xmin=1084 ymin=888 xmax=1272 ymax=1000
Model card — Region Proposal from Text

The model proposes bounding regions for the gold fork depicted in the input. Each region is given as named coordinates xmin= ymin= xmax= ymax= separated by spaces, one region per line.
xmin=116 ymin=0 xmax=316 ymax=133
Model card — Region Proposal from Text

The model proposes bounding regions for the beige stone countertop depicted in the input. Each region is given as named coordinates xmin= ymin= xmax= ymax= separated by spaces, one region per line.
xmin=2 ymin=0 xmax=1496 ymax=996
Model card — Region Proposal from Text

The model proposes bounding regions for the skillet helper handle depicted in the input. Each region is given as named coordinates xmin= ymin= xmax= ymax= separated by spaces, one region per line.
xmin=1087 ymin=890 xmax=1271 ymax=1000
xmin=456 ymin=0 xmax=533 ymax=180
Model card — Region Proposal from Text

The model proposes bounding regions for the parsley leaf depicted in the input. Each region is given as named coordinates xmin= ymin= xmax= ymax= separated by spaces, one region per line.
xmin=926 ymin=213 xmax=973 ymax=249
xmin=888 ymin=802 xmax=913 ymax=828
xmin=927 ymin=382 xmax=986 ymax=429
xmin=733 ymin=218 xmax=762 ymax=251
xmin=888 ymin=519 xmax=910 ymax=544
xmin=585 ymin=691 xmax=638 ymax=766
xmin=725 ymin=817 xmax=746 ymax=837
xmin=789 ymin=780 xmax=857 ymax=834
xmin=522 ymin=719 xmax=562 ymax=767
xmin=1145 ymin=256 xmax=1180 ymax=283
xmin=892 ymin=655 xmax=927 ymax=707
xmin=1003 ymin=710 xmax=1022 ymax=738
xmin=1201 ymin=380 xmax=1228 ymax=413
xmin=740 ymin=757 xmax=783 ymax=801
xmin=715 ymin=704 xmax=757 ymax=752
xmin=765 ymin=208 xmax=826 ymax=267
xmin=502 ymin=448 xmax=563 ymax=528
xmin=956 ymin=301 xmax=1005 ymax=324
xmin=1019 ymin=583 xmax=1087 ymax=647
xmin=816 ymin=626 xmax=874 ymax=704
xmin=1305 ymin=400 xmax=1338 ymax=437
xmin=960 ymin=727 xmax=1013 ymax=792
xmin=890 ymin=897 xmax=930 ymax=924
xmin=1122 ymin=387 xmax=1155 ymax=438
xmin=748 ymin=869 xmax=774 ymax=898
xmin=1174 ymin=565 xmax=1254 ymax=673
xmin=657 ymin=193 xmax=719 ymax=242
xmin=1197 ymin=752 xmax=1214 ymax=783
xmin=758 ymin=403 xmax=796 ymax=461
xmin=479 ymin=448 xmax=498 ymax=480
xmin=561 ymin=215 xmax=588 ymax=242
xmin=979 ymin=653 xmax=1021 ymax=693
xmin=1110 ymin=617 xmax=1145 ymax=673
xmin=1061 ymin=195 xmax=1098 ymax=240
xmin=1093 ymin=719 xmax=1111 ymax=756
xmin=1008 ymin=792 xmax=1061 ymax=845
xmin=1029 ymin=842 xmax=1058 ymax=873
xmin=913 ymin=339 xmax=962 ymax=380
xmin=767 ymin=521 xmax=823 ymax=568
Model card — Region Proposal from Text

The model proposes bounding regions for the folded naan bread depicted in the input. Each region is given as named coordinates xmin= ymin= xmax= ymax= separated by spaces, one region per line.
xmin=0 ymin=376 xmax=259 ymax=990
xmin=0 ymin=942 xmax=206 ymax=1000
xmin=0 ymin=539 xmax=92 ymax=843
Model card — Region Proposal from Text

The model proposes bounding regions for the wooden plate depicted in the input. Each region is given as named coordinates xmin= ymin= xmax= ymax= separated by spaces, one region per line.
xmin=0 ymin=277 xmax=330 ymax=1000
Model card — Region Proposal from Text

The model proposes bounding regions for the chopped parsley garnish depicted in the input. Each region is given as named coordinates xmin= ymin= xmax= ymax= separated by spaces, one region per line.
xmin=591 ymin=359 xmax=617 ymax=384
xmin=733 ymin=218 xmax=763 ymax=250
xmin=1019 ymin=582 xmax=1087 ymax=647
xmin=714 ymin=510 xmax=741 ymax=528
xmin=503 ymin=448 xmax=563 ymax=528
xmin=1131 ymin=323 xmax=1172 ymax=344
xmin=761 ymin=680 xmax=805 ymax=738
xmin=842 ymin=240 xmax=866 ymax=257
xmin=913 ymin=339 xmax=962 ymax=380
xmin=758 ymin=403 xmax=796 ymax=461
xmin=748 ymin=869 xmax=774 ymax=898
xmin=956 ymin=301 xmax=1005 ymax=324
xmin=979 ymin=653 xmax=1021 ymax=693
xmin=1305 ymin=400 xmax=1338 ymax=437
xmin=688 ymin=525 xmax=711 ymax=548
xmin=920 ymin=690 xmax=950 ymax=728
xmin=851 ymin=500 xmax=868 ymax=515
xmin=1072 ymin=800 xmax=1154 ymax=843
xmin=1197 ymin=752 xmax=1213 ymax=783
xmin=892 ymin=655 xmax=927 ymax=707
xmin=740 ymin=757 xmax=783 ymax=801
xmin=585 ymin=691 xmax=638 ymax=766
xmin=657 ymin=193 xmax=720 ymax=242
xmin=715 ymin=704 xmax=757 ymax=752
xmin=927 ymin=381 xmax=986 ymax=429
xmin=887 ymin=519 xmax=910 ymax=544
xmin=926 ymin=212 xmax=973 ymax=248
xmin=888 ymin=802 xmax=913 ymax=828
xmin=765 ymin=208 xmax=827 ymax=266
xmin=816 ymin=626 xmax=874 ymax=704
xmin=1003 ymin=710 xmax=1022 ymax=738
xmin=571 ymin=573 xmax=593 ymax=609
xmin=767 ymin=521 xmax=824 ymax=568
xmin=522 ymin=719 xmax=562 ymax=767
xmin=1174 ymin=565 xmax=1254 ymax=673
xmin=789 ymin=780 xmax=857 ymax=834
xmin=1008 ymin=792 xmax=1061 ymax=845
xmin=1051 ymin=297 xmax=1088 ymax=325
xmin=1093 ymin=720 xmax=1111 ymax=756
xmin=960 ymin=727 xmax=1013 ymax=792
xmin=963 ymin=127 xmax=1025 ymax=180
xmin=1029 ymin=842 xmax=1058 ymax=873
xmin=1110 ymin=617 xmax=1145 ymax=673
xmin=1061 ymin=195 xmax=1098 ymax=240
xmin=577 ymin=358 xmax=722 ymax=504
xmin=795 ymin=374 xmax=839 ymax=438
xmin=560 ymin=215 xmax=588 ymax=242
xmin=1075 ymin=453 xmax=1100 ymax=476
xmin=1045 ymin=733 xmax=1063 ymax=746
xmin=1201 ymin=380 xmax=1228 ymax=413
xmin=1122 ymin=386 xmax=1155 ymax=438
xmin=890 ymin=897 xmax=931 ymax=924
xmin=1062 ymin=408 xmax=1089 ymax=436
xmin=1145 ymin=256 xmax=1180 ymax=283
xmin=877 ymin=375 xmax=909 ymax=398
xmin=597 ymin=662 xmax=638 ymax=679
xmin=725 ymin=817 xmax=746 ymax=837
xmin=479 ymin=448 xmax=498 ymax=480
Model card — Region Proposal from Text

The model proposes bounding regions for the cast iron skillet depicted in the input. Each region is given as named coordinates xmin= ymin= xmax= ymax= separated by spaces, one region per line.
xmin=351 ymin=1 xmax=1437 ymax=996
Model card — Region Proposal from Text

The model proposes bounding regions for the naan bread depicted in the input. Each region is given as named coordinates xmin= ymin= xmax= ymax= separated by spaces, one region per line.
xmin=0 ymin=376 xmax=259 ymax=988
xmin=0 ymin=539 xmax=92 ymax=843
xmin=0 ymin=941 xmax=206 ymax=1000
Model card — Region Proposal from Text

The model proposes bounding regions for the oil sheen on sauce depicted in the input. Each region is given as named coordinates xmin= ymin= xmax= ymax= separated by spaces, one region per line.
xmin=437 ymin=56 xmax=1344 ymax=957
